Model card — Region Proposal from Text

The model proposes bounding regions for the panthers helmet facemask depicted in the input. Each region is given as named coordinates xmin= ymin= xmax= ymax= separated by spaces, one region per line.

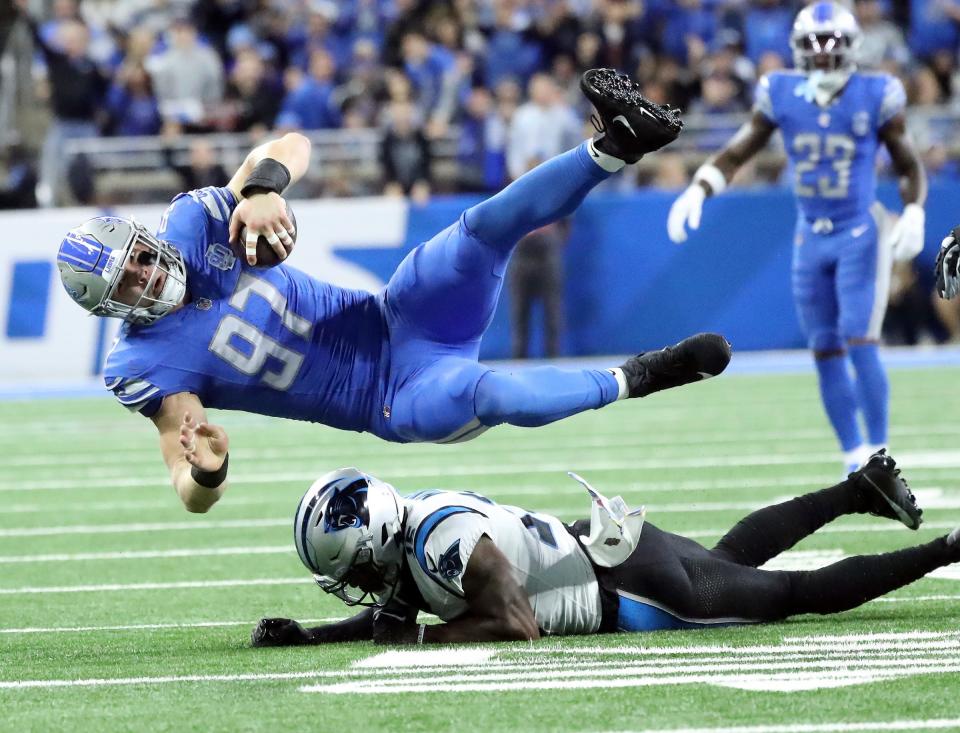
xmin=294 ymin=468 xmax=406 ymax=608
xmin=790 ymin=2 xmax=861 ymax=102
xmin=57 ymin=216 xmax=187 ymax=326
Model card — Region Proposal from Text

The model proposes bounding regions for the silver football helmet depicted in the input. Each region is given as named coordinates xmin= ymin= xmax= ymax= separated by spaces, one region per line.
xmin=790 ymin=1 xmax=861 ymax=100
xmin=57 ymin=216 xmax=187 ymax=325
xmin=294 ymin=467 xmax=406 ymax=607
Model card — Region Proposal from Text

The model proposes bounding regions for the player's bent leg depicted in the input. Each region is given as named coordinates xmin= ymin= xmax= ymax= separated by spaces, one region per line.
xmin=462 ymin=143 xmax=611 ymax=252
xmin=711 ymin=478 xmax=862 ymax=567
xmin=474 ymin=365 xmax=619 ymax=428
xmin=782 ymin=534 xmax=960 ymax=617
xmin=712 ymin=455 xmax=922 ymax=567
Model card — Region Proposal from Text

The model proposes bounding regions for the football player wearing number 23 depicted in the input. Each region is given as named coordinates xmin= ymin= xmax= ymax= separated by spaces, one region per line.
xmin=668 ymin=2 xmax=927 ymax=476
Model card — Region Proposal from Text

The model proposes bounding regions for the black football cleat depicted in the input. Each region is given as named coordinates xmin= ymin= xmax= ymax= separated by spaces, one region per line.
xmin=620 ymin=333 xmax=731 ymax=398
xmin=580 ymin=68 xmax=683 ymax=163
xmin=852 ymin=450 xmax=923 ymax=530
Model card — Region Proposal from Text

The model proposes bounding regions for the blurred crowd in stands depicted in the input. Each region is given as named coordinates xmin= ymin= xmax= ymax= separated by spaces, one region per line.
xmin=5 ymin=0 xmax=960 ymax=208
xmin=3 ymin=0 xmax=960 ymax=344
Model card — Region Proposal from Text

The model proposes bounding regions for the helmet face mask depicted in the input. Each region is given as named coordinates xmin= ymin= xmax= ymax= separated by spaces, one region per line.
xmin=295 ymin=468 xmax=405 ymax=608
xmin=57 ymin=217 xmax=187 ymax=326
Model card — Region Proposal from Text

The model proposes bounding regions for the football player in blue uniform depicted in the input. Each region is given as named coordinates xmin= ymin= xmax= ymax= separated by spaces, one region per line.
xmin=251 ymin=452 xmax=960 ymax=646
xmin=56 ymin=69 xmax=732 ymax=514
xmin=667 ymin=2 xmax=927 ymax=475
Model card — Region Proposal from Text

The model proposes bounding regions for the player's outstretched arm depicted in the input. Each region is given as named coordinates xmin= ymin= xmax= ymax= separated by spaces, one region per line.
xmin=251 ymin=609 xmax=376 ymax=647
xmin=226 ymin=132 xmax=311 ymax=265
xmin=667 ymin=111 xmax=776 ymax=243
xmin=151 ymin=392 xmax=229 ymax=513
xmin=416 ymin=537 xmax=541 ymax=644
xmin=880 ymin=113 xmax=928 ymax=262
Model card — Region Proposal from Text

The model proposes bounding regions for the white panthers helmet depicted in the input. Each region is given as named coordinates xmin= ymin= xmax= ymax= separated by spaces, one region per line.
xmin=57 ymin=216 xmax=187 ymax=325
xmin=790 ymin=2 xmax=861 ymax=78
xmin=294 ymin=467 xmax=406 ymax=607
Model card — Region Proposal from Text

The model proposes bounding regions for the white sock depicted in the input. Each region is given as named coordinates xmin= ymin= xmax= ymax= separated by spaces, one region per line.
xmin=843 ymin=445 xmax=871 ymax=470
xmin=587 ymin=138 xmax=626 ymax=172
xmin=608 ymin=367 xmax=629 ymax=400
xmin=866 ymin=443 xmax=888 ymax=456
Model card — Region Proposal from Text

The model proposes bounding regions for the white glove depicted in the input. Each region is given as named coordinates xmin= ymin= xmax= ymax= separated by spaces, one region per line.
xmin=667 ymin=183 xmax=706 ymax=243
xmin=888 ymin=203 xmax=926 ymax=262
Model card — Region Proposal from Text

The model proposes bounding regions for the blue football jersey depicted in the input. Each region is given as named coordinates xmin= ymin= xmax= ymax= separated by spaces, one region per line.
xmin=103 ymin=186 xmax=387 ymax=433
xmin=754 ymin=70 xmax=905 ymax=223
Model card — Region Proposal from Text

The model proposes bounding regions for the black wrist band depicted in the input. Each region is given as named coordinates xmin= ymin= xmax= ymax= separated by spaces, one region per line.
xmin=240 ymin=158 xmax=291 ymax=198
xmin=191 ymin=453 xmax=229 ymax=489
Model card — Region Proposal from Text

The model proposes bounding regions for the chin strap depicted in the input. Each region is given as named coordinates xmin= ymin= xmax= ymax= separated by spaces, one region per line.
xmin=796 ymin=70 xmax=851 ymax=106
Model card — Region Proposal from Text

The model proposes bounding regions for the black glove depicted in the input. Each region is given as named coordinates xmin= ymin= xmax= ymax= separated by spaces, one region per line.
xmin=251 ymin=617 xmax=312 ymax=647
xmin=935 ymin=227 xmax=960 ymax=300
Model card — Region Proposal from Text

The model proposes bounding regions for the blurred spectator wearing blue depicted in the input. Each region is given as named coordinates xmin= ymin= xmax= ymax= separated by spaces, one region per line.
xmin=661 ymin=0 xmax=718 ymax=66
xmin=104 ymin=62 xmax=162 ymax=136
xmin=907 ymin=0 xmax=960 ymax=61
xmin=288 ymin=3 xmax=352 ymax=71
xmin=740 ymin=0 xmax=793 ymax=67
xmin=483 ymin=1 xmax=542 ymax=88
xmin=401 ymin=30 xmax=456 ymax=115
xmin=147 ymin=14 xmax=225 ymax=134
xmin=275 ymin=48 xmax=342 ymax=131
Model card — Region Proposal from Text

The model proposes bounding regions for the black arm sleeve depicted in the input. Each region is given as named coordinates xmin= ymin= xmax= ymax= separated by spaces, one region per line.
xmin=304 ymin=607 xmax=376 ymax=644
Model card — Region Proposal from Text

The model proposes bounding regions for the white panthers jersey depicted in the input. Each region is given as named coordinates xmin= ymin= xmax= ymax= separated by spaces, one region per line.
xmin=401 ymin=490 xmax=602 ymax=635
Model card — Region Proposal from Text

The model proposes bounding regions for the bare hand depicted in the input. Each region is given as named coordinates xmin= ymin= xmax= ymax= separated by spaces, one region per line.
xmin=228 ymin=192 xmax=295 ymax=265
xmin=179 ymin=411 xmax=229 ymax=472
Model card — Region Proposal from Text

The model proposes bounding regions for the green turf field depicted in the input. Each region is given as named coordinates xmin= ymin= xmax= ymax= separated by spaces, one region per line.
xmin=1 ymin=366 xmax=959 ymax=732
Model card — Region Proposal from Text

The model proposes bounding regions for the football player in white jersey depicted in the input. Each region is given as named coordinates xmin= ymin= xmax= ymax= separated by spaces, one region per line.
xmin=253 ymin=451 xmax=960 ymax=646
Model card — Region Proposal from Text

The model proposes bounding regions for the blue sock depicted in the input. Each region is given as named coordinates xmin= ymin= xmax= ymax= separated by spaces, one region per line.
xmin=847 ymin=342 xmax=888 ymax=446
xmin=474 ymin=367 xmax=619 ymax=428
xmin=463 ymin=142 xmax=610 ymax=252
xmin=814 ymin=355 xmax=863 ymax=451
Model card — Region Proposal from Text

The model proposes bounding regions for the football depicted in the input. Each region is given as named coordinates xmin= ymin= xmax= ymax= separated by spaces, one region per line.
xmin=234 ymin=198 xmax=298 ymax=268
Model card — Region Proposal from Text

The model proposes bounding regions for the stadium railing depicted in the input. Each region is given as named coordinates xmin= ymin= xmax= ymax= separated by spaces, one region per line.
xmin=58 ymin=106 xmax=960 ymax=204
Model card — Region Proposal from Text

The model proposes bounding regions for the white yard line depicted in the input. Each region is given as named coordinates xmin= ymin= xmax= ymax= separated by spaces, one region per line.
xmin=0 ymin=545 xmax=293 ymax=563
xmin=4 ymin=424 xmax=960 ymax=469
xmin=4 ymin=449 xmax=960 ymax=492
xmin=0 ymin=618 xmax=340 ymax=634
xmin=0 ymin=518 xmax=288 ymax=537
xmin=0 ymin=517 xmax=956 ymax=542
xmin=621 ymin=721 xmax=960 ymax=733
xmin=0 ymin=577 xmax=311 ymax=595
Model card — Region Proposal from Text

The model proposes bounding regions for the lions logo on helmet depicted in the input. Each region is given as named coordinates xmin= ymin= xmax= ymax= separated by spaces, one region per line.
xmin=790 ymin=1 xmax=862 ymax=105
xmin=56 ymin=216 xmax=188 ymax=325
